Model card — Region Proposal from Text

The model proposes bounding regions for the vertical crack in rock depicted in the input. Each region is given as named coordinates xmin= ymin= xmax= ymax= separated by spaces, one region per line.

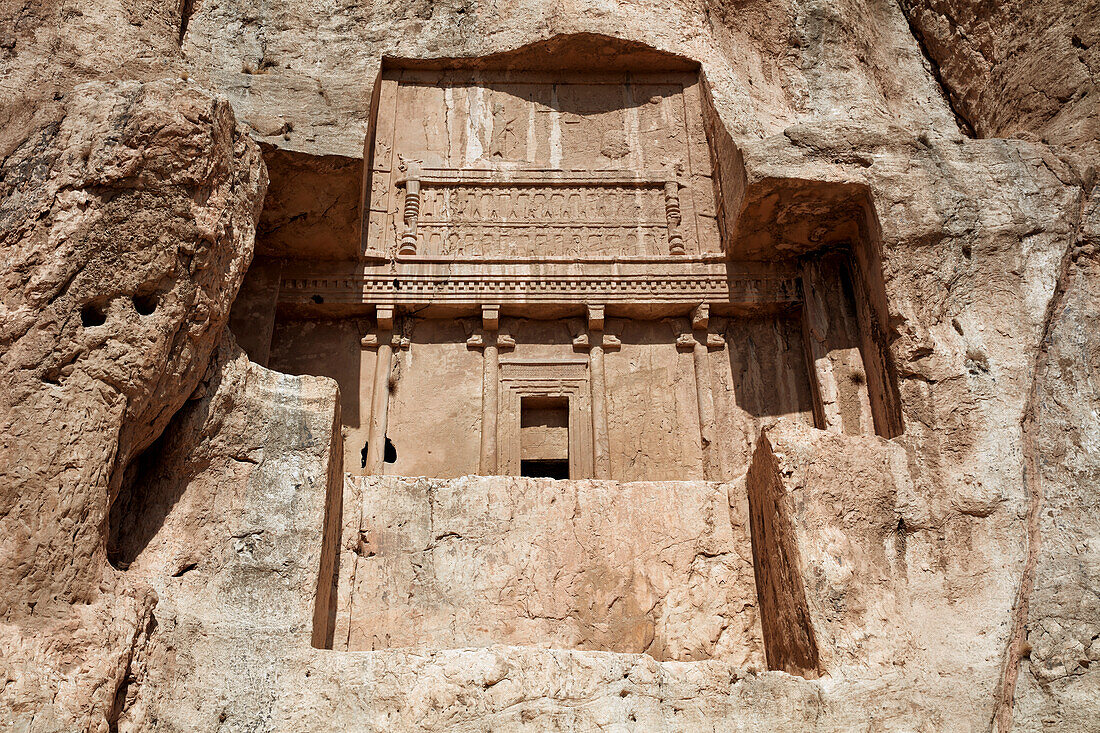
xmin=107 ymin=605 xmax=157 ymax=732
xmin=992 ymin=187 xmax=1090 ymax=731
xmin=178 ymin=0 xmax=196 ymax=45
xmin=896 ymin=0 xmax=976 ymax=137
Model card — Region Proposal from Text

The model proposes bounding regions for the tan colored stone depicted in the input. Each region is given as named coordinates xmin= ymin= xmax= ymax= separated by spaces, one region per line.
xmin=0 ymin=78 xmax=265 ymax=731
xmin=337 ymin=475 xmax=763 ymax=664
xmin=901 ymin=0 xmax=1100 ymax=162
xmin=1 ymin=0 xmax=1099 ymax=730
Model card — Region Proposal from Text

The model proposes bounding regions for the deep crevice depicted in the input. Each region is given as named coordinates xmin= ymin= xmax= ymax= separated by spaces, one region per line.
xmin=896 ymin=1 xmax=977 ymax=138
xmin=178 ymin=0 xmax=196 ymax=45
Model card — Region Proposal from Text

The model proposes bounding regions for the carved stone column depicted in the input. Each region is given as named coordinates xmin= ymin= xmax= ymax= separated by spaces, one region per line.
xmin=397 ymin=158 xmax=421 ymax=256
xmin=467 ymin=305 xmax=514 ymax=475
xmin=664 ymin=163 xmax=685 ymax=255
xmin=678 ymin=304 xmax=725 ymax=479
xmin=573 ymin=305 xmax=617 ymax=479
xmin=361 ymin=306 xmax=409 ymax=474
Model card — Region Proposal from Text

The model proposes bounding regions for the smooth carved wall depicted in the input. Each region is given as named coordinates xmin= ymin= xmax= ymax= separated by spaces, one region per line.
xmin=254 ymin=54 xmax=900 ymax=485
xmin=363 ymin=70 xmax=722 ymax=259
xmin=375 ymin=318 xmax=709 ymax=482
xmin=231 ymin=46 xmax=907 ymax=673
xmin=338 ymin=474 xmax=766 ymax=665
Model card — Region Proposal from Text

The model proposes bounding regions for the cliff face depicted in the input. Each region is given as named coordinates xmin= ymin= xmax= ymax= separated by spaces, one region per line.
xmin=901 ymin=0 xmax=1100 ymax=161
xmin=0 ymin=1 xmax=1097 ymax=731
xmin=0 ymin=77 xmax=266 ymax=729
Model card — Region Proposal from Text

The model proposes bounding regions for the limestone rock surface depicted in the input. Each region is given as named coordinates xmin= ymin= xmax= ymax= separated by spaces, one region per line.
xmin=92 ymin=412 xmax=1025 ymax=731
xmin=0 ymin=78 xmax=265 ymax=731
xmin=1009 ymin=190 xmax=1100 ymax=732
xmin=901 ymin=0 xmax=1100 ymax=161
xmin=0 ymin=0 xmax=1098 ymax=731
xmin=337 ymin=475 xmax=763 ymax=664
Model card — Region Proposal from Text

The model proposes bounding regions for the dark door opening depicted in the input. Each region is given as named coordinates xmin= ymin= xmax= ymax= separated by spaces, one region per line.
xmin=520 ymin=396 xmax=569 ymax=479
xmin=520 ymin=459 xmax=570 ymax=479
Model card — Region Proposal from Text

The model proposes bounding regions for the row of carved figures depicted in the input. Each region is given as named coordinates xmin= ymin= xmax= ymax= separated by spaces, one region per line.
xmin=403 ymin=185 xmax=669 ymax=223
xmin=397 ymin=181 xmax=684 ymax=256
xmin=413 ymin=225 xmax=672 ymax=257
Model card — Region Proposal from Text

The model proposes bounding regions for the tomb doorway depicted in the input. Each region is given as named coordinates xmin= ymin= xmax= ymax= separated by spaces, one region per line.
xmin=520 ymin=396 xmax=570 ymax=478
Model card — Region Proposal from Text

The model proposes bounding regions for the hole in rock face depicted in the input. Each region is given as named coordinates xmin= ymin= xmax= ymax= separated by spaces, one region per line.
xmin=132 ymin=294 xmax=158 ymax=316
xmin=80 ymin=302 xmax=107 ymax=327
xmin=311 ymin=295 xmax=325 ymax=304
xmin=361 ymin=438 xmax=397 ymax=468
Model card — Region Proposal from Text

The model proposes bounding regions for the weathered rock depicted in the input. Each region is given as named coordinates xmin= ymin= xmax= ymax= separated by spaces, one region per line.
xmin=901 ymin=0 xmax=1100 ymax=162
xmin=337 ymin=475 xmax=763 ymax=664
xmin=1008 ymin=189 xmax=1100 ymax=732
xmin=100 ymin=411 xmax=1019 ymax=730
xmin=108 ymin=337 xmax=343 ymax=731
xmin=0 ymin=78 xmax=265 ymax=730
xmin=1 ymin=0 xmax=1098 ymax=730
xmin=180 ymin=0 xmax=959 ymax=157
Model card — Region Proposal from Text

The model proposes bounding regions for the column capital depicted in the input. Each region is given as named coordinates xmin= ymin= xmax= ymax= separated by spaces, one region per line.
xmin=574 ymin=333 xmax=620 ymax=351
xmin=468 ymin=332 xmax=515 ymax=350
xmin=587 ymin=304 xmax=605 ymax=331
xmin=363 ymin=331 xmax=409 ymax=349
xmin=691 ymin=303 xmax=709 ymax=330
xmin=482 ymin=304 xmax=501 ymax=331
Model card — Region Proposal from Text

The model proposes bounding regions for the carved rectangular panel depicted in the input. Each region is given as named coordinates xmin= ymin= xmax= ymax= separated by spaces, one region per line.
xmin=365 ymin=70 xmax=720 ymax=260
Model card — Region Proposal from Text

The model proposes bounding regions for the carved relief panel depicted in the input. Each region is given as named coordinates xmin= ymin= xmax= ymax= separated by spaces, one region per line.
xmin=363 ymin=70 xmax=722 ymax=259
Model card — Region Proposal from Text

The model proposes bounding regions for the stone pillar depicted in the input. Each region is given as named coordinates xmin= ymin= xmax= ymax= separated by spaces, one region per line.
xmin=361 ymin=306 xmax=409 ymax=475
xmin=398 ymin=159 xmax=421 ymax=256
xmin=480 ymin=337 xmax=499 ymax=474
xmin=679 ymin=304 xmax=725 ymax=480
xmin=575 ymin=305 xmax=615 ymax=480
xmin=664 ymin=164 xmax=685 ymax=255
xmin=362 ymin=306 xmax=395 ymax=474
xmin=481 ymin=306 xmax=500 ymax=475
xmin=468 ymin=306 xmax=514 ymax=475
xmin=590 ymin=340 xmax=611 ymax=479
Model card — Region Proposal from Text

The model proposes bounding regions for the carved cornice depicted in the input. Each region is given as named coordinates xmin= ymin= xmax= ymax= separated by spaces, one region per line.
xmin=280 ymin=261 xmax=800 ymax=308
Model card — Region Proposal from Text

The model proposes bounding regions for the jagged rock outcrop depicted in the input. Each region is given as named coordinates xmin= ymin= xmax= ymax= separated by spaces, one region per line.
xmin=901 ymin=0 xmax=1099 ymax=162
xmin=0 ymin=78 xmax=266 ymax=731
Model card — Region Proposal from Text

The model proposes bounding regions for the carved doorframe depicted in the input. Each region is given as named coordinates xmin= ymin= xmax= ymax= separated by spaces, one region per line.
xmin=499 ymin=358 xmax=593 ymax=479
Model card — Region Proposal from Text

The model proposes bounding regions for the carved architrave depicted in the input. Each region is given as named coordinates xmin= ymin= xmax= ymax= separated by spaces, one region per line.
xmin=280 ymin=265 xmax=801 ymax=309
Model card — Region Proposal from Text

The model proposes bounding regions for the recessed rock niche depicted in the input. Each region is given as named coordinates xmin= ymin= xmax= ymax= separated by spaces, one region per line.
xmin=228 ymin=37 xmax=902 ymax=659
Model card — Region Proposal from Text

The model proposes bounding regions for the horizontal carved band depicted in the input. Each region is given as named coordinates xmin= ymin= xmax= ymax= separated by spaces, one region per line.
xmin=280 ymin=272 xmax=800 ymax=306
xmin=396 ymin=167 xmax=676 ymax=186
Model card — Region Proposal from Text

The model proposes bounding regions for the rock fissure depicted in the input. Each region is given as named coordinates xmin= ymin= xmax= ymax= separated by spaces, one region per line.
xmin=993 ymin=185 xmax=1095 ymax=731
